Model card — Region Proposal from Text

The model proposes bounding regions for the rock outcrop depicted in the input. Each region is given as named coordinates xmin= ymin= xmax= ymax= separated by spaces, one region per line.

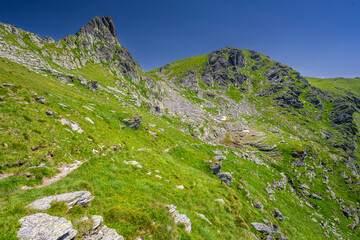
xmin=123 ymin=114 xmax=142 ymax=130
xmin=17 ymin=213 xmax=77 ymax=240
xmin=27 ymin=191 xmax=92 ymax=211
xmin=167 ymin=205 xmax=191 ymax=233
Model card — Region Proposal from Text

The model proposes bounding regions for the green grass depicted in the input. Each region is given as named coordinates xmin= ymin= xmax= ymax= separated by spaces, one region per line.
xmin=307 ymin=77 xmax=360 ymax=96
xmin=0 ymin=33 xmax=359 ymax=240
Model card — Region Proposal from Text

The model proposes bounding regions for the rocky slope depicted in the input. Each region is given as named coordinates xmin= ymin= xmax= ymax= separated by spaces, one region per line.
xmin=0 ymin=16 xmax=359 ymax=240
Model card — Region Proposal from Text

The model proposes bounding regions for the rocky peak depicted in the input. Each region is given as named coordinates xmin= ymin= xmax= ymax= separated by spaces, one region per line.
xmin=202 ymin=47 xmax=247 ymax=87
xmin=76 ymin=15 xmax=119 ymax=45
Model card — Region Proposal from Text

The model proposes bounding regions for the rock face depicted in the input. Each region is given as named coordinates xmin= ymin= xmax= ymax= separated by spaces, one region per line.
xmin=123 ymin=114 xmax=142 ymax=130
xmin=27 ymin=191 xmax=92 ymax=211
xmin=167 ymin=205 xmax=191 ymax=233
xmin=76 ymin=16 xmax=118 ymax=45
xmin=17 ymin=213 xmax=77 ymax=240
xmin=202 ymin=47 xmax=247 ymax=87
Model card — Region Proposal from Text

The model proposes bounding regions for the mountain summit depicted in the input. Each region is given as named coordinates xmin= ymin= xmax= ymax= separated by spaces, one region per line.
xmin=76 ymin=15 xmax=119 ymax=45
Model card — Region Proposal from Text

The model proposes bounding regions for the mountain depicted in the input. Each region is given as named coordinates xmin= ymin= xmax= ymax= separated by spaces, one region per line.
xmin=0 ymin=16 xmax=359 ymax=240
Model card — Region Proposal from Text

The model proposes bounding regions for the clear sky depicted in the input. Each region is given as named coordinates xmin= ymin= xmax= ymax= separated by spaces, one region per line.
xmin=1 ymin=0 xmax=359 ymax=77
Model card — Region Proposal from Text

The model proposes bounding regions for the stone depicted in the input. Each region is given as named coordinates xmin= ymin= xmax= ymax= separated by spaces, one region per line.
xmin=217 ymin=172 xmax=233 ymax=186
xmin=300 ymin=183 xmax=310 ymax=189
xmin=43 ymin=36 xmax=55 ymax=43
xmin=254 ymin=201 xmax=263 ymax=210
xmin=196 ymin=213 xmax=212 ymax=225
xmin=310 ymin=193 xmax=323 ymax=200
xmin=123 ymin=160 xmax=142 ymax=168
xmin=123 ymin=114 xmax=142 ymax=130
xmin=85 ymin=117 xmax=94 ymax=124
xmin=27 ymin=191 xmax=92 ymax=211
xmin=167 ymin=205 xmax=191 ymax=233
xmin=60 ymin=118 xmax=84 ymax=133
xmin=251 ymin=222 xmax=273 ymax=235
xmin=35 ymin=96 xmax=46 ymax=104
xmin=46 ymin=110 xmax=54 ymax=116
xmin=3 ymin=83 xmax=15 ymax=87
xmin=215 ymin=155 xmax=226 ymax=161
xmin=274 ymin=208 xmax=284 ymax=221
xmin=17 ymin=213 xmax=77 ymax=240
xmin=209 ymin=162 xmax=222 ymax=175
xmin=214 ymin=199 xmax=226 ymax=205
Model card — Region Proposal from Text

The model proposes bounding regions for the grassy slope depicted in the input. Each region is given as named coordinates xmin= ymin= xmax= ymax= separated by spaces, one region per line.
xmin=1 ymin=56 xmax=353 ymax=240
xmin=307 ymin=77 xmax=360 ymax=96
xmin=149 ymin=51 xmax=360 ymax=239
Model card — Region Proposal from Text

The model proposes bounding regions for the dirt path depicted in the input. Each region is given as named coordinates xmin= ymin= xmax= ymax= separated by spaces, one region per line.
xmin=0 ymin=172 xmax=14 ymax=180
xmin=21 ymin=160 xmax=84 ymax=190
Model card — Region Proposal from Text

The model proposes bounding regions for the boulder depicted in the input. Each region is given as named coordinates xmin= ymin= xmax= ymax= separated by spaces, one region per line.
xmin=123 ymin=160 xmax=142 ymax=168
xmin=167 ymin=205 xmax=191 ymax=233
xmin=209 ymin=162 xmax=222 ymax=175
xmin=27 ymin=191 xmax=92 ymax=211
xmin=17 ymin=213 xmax=77 ymax=240
xmin=274 ymin=208 xmax=284 ymax=221
xmin=122 ymin=114 xmax=142 ymax=130
xmin=217 ymin=172 xmax=233 ymax=186
xmin=84 ymin=215 xmax=124 ymax=240
xmin=35 ymin=96 xmax=46 ymax=104
xmin=251 ymin=222 xmax=273 ymax=235
xmin=254 ymin=201 xmax=263 ymax=210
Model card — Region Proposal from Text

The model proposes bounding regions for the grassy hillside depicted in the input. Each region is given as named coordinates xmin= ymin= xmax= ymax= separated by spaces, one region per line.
xmin=307 ymin=77 xmax=360 ymax=96
xmin=0 ymin=54 xmax=359 ymax=239
xmin=1 ymin=19 xmax=359 ymax=239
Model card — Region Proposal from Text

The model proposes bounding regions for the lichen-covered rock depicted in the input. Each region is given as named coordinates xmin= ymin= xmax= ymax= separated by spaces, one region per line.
xmin=17 ymin=213 xmax=77 ymax=240
xmin=251 ymin=222 xmax=273 ymax=235
xmin=123 ymin=114 xmax=142 ymax=130
xmin=209 ymin=162 xmax=222 ymax=175
xmin=167 ymin=205 xmax=191 ymax=233
xmin=217 ymin=172 xmax=233 ymax=186
xmin=60 ymin=118 xmax=84 ymax=133
xmin=27 ymin=191 xmax=92 ymax=211
xmin=124 ymin=160 xmax=142 ymax=168
xmin=84 ymin=215 xmax=124 ymax=240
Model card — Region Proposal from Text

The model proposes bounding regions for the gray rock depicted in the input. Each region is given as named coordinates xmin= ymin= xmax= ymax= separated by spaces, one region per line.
xmin=217 ymin=172 xmax=233 ymax=186
xmin=254 ymin=201 xmax=263 ymax=209
xmin=46 ymin=110 xmax=54 ymax=116
xmin=167 ymin=205 xmax=191 ymax=233
xmin=85 ymin=117 xmax=94 ymax=124
xmin=3 ymin=83 xmax=15 ymax=87
xmin=122 ymin=114 xmax=142 ymax=130
xmin=209 ymin=162 xmax=222 ymax=175
xmin=274 ymin=208 xmax=284 ymax=221
xmin=251 ymin=222 xmax=273 ymax=235
xmin=35 ymin=96 xmax=46 ymax=104
xmin=299 ymin=183 xmax=310 ymax=189
xmin=60 ymin=118 xmax=84 ymax=133
xmin=27 ymin=191 xmax=92 ymax=211
xmin=214 ymin=199 xmax=226 ymax=205
xmin=123 ymin=160 xmax=142 ymax=168
xmin=310 ymin=193 xmax=323 ymax=200
xmin=196 ymin=213 xmax=212 ymax=225
xmin=43 ymin=36 xmax=55 ymax=43
xmin=17 ymin=213 xmax=77 ymax=240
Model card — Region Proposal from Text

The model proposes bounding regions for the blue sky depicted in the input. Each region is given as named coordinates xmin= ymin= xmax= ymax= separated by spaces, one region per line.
xmin=1 ymin=0 xmax=359 ymax=77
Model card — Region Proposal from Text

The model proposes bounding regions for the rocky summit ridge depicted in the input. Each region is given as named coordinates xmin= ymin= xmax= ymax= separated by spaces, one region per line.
xmin=0 ymin=15 xmax=360 ymax=240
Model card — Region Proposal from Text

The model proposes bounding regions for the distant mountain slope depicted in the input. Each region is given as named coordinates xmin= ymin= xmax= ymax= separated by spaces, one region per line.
xmin=307 ymin=77 xmax=360 ymax=96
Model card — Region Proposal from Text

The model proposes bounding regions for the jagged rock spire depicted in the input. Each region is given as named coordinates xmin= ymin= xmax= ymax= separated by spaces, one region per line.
xmin=76 ymin=15 xmax=119 ymax=45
